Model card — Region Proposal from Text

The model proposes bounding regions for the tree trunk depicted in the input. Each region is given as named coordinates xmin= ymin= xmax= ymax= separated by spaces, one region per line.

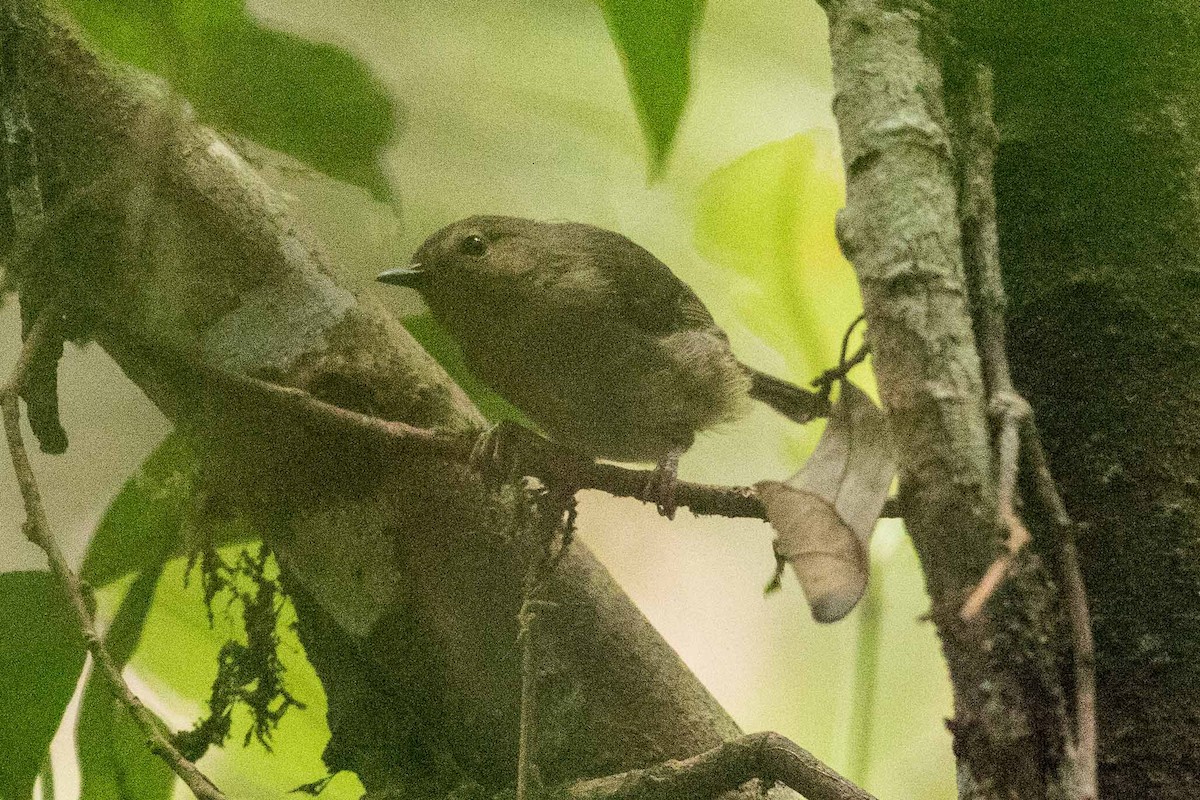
xmin=824 ymin=0 xmax=1200 ymax=796
xmin=975 ymin=3 xmax=1200 ymax=796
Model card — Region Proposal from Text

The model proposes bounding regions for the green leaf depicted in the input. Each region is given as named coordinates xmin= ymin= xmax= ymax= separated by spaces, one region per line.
xmin=62 ymin=0 xmax=397 ymax=200
xmin=598 ymin=0 xmax=704 ymax=179
xmin=82 ymin=434 xmax=196 ymax=588
xmin=695 ymin=130 xmax=865 ymax=384
xmin=403 ymin=313 xmax=533 ymax=427
xmin=82 ymin=433 xmax=257 ymax=589
xmin=77 ymin=555 xmax=177 ymax=800
xmin=77 ymin=685 xmax=177 ymax=800
xmin=36 ymin=755 xmax=53 ymax=800
xmin=0 ymin=571 xmax=87 ymax=800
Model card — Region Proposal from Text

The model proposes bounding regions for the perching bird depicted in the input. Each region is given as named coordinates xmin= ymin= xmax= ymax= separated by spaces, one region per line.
xmin=377 ymin=216 xmax=824 ymax=516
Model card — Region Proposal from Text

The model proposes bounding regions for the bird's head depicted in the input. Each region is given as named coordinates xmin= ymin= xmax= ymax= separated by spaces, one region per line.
xmin=378 ymin=215 xmax=619 ymax=330
xmin=378 ymin=215 xmax=552 ymax=298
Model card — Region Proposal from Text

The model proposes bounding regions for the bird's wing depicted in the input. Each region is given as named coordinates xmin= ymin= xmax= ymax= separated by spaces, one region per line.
xmin=579 ymin=224 xmax=724 ymax=337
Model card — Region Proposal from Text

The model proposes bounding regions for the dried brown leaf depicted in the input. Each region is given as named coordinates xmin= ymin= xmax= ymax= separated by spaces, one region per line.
xmin=757 ymin=382 xmax=896 ymax=623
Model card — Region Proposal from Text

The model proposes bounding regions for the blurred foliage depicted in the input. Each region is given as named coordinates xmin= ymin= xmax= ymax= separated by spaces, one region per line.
xmin=0 ymin=572 xmax=85 ymax=800
xmin=403 ymin=313 xmax=532 ymax=425
xmin=70 ymin=430 xmax=350 ymax=798
xmin=60 ymin=0 xmax=396 ymax=200
xmin=77 ymin=545 xmax=176 ymax=800
xmin=598 ymin=0 xmax=704 ymax=178
xmin=80 ymin=434 xmax=196 ymax=587
xmin=81 ymin=433 xmax=256 ymax=588
xmin=696 ymin=130 xmax=861 ymax=386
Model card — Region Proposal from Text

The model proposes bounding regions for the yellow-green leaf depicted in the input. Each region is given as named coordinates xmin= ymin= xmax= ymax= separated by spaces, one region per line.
xmin=696 ymin=130 xmax=862 ymax=383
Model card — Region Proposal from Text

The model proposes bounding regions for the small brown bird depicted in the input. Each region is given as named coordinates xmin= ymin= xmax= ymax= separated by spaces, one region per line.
xmin=378 ymin=216 xmax=823 ymax=516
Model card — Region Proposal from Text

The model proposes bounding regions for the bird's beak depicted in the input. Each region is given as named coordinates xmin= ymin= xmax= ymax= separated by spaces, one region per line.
xmin=376 ymin=262 xmax=427 ymax=289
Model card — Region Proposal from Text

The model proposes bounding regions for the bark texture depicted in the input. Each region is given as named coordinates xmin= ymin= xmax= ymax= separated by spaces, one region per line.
xmin=964 ymin=2 xmax=1200 ymax=796
xmin=826 ymin=0 xmax=1200 ymax=796
xmin=823 ymin=1 xmax=1075 ymax=797
xmin=2 ymin=4 xmax=758 ymax=797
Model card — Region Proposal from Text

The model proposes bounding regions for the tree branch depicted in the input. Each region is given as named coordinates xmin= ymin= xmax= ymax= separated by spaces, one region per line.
xmin=1 ymin=0 xmax=69 ymax=455
xmin=822 ymin=2 xmax=1082 ymax=796
xmin=567 ymin=731 xmax=876 ymax=800
xmin=958 ymin=64 xmax=1030 ymax=621
xmin=956 ymin=63 xmax=1097 ymax=800
xmin=102 ymin=325 xmax=903 ymax=524
xmin=1024 ymin=428 xmax=1097 ymax=800
xmin=0 ymin=302 xmax=227 ymax=800
xmin=825 ymin=0 xmax=996 ymax=601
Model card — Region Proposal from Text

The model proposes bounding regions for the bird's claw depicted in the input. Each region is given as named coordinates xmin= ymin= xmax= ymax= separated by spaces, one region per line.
xmin=642 ymin=448 xmax=683 ymax=520
xmin=469 ymin=419 xmax=523 ymax=484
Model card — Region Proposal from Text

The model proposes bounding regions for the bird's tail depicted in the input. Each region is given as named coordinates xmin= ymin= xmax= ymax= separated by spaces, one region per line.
xmin=741 ymin=364 xmax=828 ymax=424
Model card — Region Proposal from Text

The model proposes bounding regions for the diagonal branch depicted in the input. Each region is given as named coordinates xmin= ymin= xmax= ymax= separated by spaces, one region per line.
xmin=567 ymin=731 xmax=876 ymax=800
xmin=102 ymin=325 xmax=903 ymax=524
xmin=0 ymin=302 xmax=228 ymax=800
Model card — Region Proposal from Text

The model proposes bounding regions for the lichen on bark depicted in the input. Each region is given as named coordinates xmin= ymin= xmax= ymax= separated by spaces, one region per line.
xmin=822 ymin=1 xmax=1077 ymax=796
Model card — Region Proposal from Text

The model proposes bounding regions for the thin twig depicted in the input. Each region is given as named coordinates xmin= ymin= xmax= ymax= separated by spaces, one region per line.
xmin=516 ymin=559 xmax=543 ymax=800
xmin=567 ymin=731 xmax=876 ymax=800
xmin=1024 ymin=428 xmax=1097 ymax=800
xmin=959 ymin=393 xmax=1029 ymax=620
xmin=813 ymin=314 xmax=870 ymax=397
xmin=104 ymin=328 xmax=903 ymax=523
xmin=957 ymin=64 xmax=1097 ymax=799
xmin=1 ymin=302 xmax=228 ymax=800
xmin=958 ymin=63 xmax=1031 ymax=620
xmin=516 ymin=602 xmax=539 ymax=800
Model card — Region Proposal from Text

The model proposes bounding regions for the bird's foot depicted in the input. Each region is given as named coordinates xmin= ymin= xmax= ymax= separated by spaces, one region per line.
xmin=642 ymin=447 xmax=684 ymax=520
xmin=469 ymin=419 xmax=524 ymax=484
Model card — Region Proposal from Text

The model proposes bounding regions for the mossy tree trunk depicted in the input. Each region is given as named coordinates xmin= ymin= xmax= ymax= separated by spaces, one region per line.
xmin=825 ymin=0 xmax=1200 ymax=797
xmin=977 ymin=3 xmax=1200 ymax=796
xmin=3 ymin=4 xmax=757 ymax=797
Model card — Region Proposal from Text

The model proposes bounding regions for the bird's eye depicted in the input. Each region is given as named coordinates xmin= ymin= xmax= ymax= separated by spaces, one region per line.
xmin=460 ymin=234 xmax=487 ymax=256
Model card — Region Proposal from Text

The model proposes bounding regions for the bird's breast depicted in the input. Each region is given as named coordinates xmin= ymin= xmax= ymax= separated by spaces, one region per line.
xmin=453 ymin=310 xmax=748 ymax=463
